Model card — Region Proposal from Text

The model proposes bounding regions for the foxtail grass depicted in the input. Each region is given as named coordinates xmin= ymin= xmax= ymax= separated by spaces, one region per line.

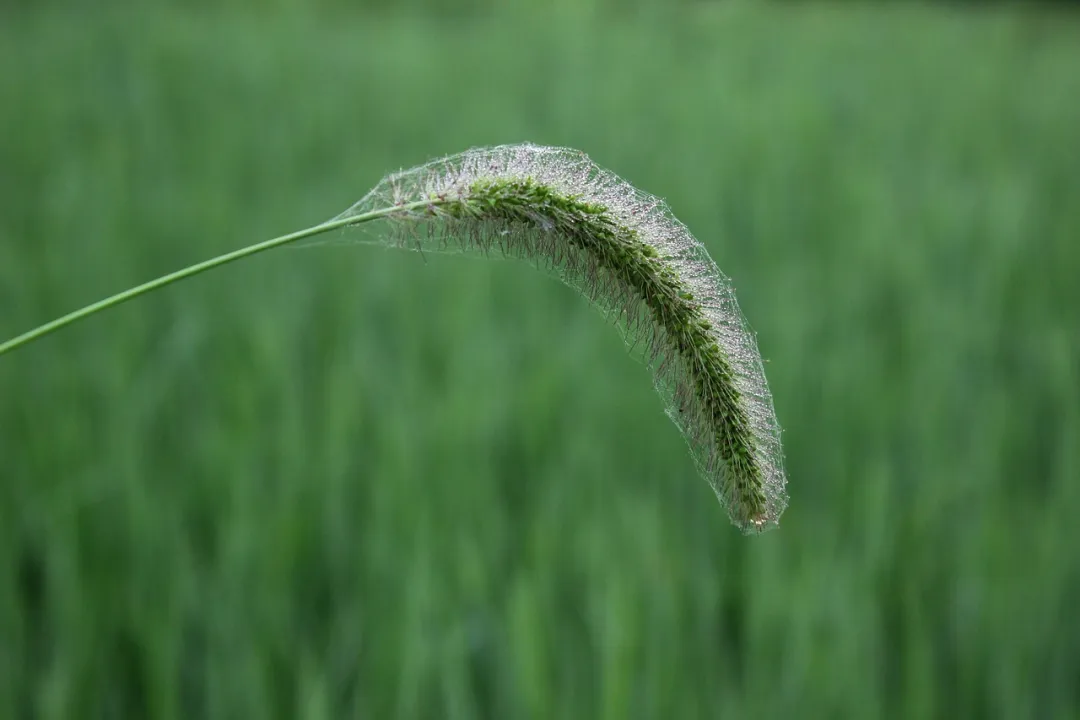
xmin=0 ymin=144 xmax=787 ymax=533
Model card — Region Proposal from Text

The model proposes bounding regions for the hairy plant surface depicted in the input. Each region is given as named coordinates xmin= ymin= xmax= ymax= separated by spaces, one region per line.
xmin=342 ymin=145 xmax=787 ymax=532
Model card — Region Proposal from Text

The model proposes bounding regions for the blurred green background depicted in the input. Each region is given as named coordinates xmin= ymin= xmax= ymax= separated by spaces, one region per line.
xmin=2 ymin=1 xmax=1079 ymax=718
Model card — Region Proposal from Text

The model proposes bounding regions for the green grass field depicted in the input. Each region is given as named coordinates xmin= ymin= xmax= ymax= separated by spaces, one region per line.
xmin=2 ymin=3 xmax=1079 ymax=718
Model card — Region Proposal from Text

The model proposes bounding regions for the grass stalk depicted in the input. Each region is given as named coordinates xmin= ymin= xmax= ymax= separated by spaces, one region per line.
xmin=0 ymin=202 xmax=431 ymax=358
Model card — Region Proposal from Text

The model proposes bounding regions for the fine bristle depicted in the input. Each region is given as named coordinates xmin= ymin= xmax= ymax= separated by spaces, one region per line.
xmin=338 ymin=144 xmax=787 ymax=532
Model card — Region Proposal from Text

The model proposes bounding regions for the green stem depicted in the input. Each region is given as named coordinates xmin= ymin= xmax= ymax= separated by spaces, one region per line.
xmin=0 ymin=200 xmax=431 ymax=358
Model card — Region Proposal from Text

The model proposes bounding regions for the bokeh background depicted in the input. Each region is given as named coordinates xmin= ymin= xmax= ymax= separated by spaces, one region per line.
xmin=2 ymin=1 xmax=1079 ymax=718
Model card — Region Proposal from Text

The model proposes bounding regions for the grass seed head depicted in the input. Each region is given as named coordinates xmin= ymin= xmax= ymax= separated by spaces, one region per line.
xmin=339 ymin=144 xmax=787 ymax=533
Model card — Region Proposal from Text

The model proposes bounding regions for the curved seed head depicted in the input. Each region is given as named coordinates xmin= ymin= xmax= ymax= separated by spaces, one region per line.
xmin=339 ymin=144 xmax=788 ymax=533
